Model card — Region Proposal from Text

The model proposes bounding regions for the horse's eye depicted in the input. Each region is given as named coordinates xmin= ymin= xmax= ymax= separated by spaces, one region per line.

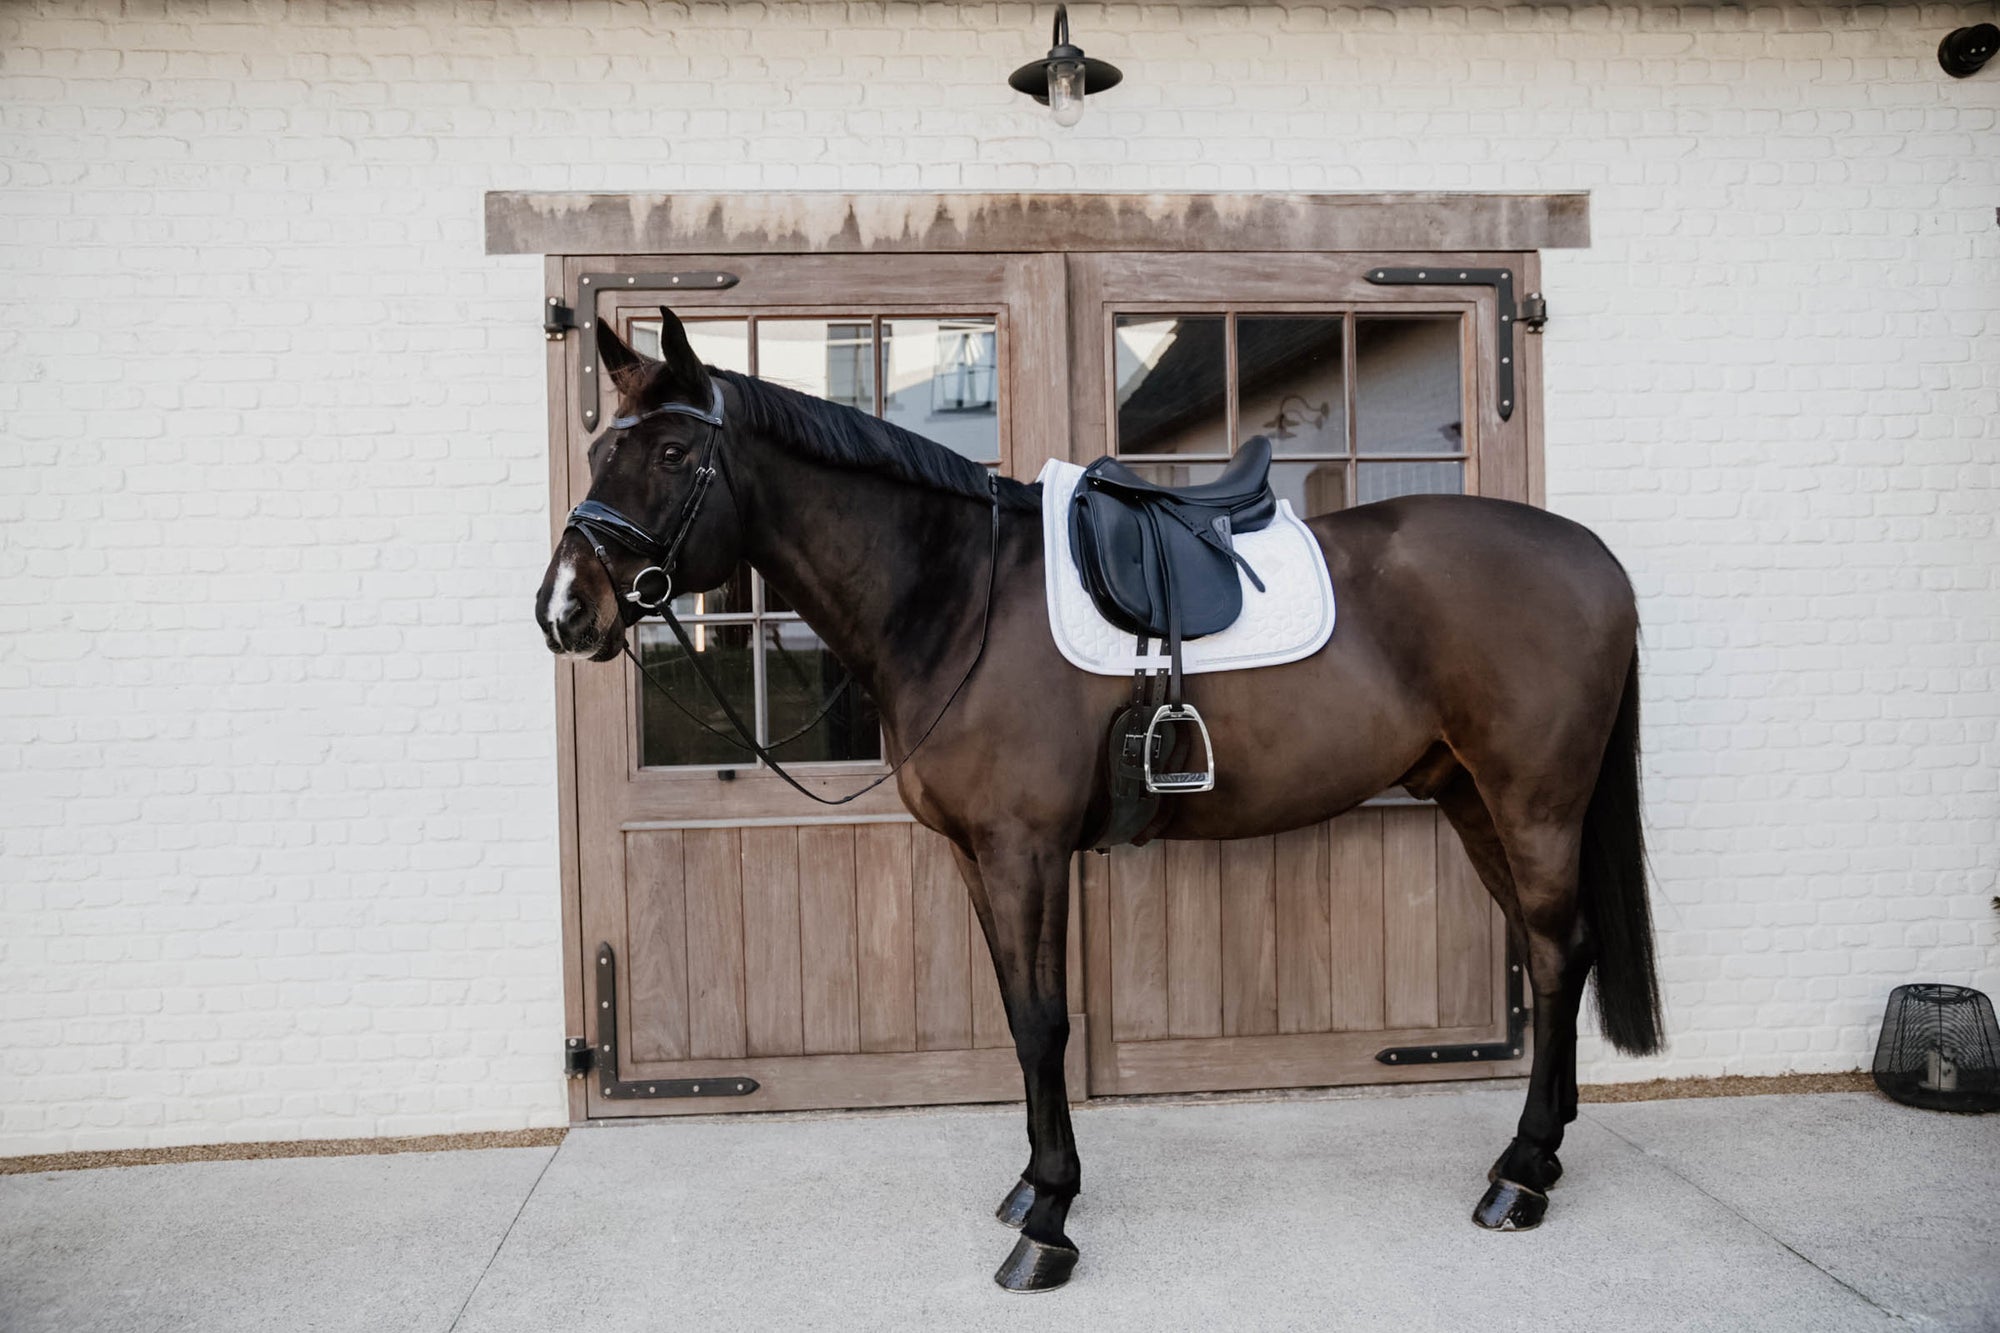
xmin=658 ymin=445 xmax=688 ymax=467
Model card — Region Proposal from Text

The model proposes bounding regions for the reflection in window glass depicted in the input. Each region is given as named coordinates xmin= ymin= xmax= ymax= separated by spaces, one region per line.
xmin=762 ymin=621 xmax=883 ymax=764
xmin=758 ymin=319 xmax=874 ymax=410
xmin=626 ymin=317 xmax=751 ymax=375
xmin=1269 ymin=461 xmax=1349 ymax=518
xmin=665 ymin=564 xmax=753 ymax=619
xmin=1355 ymin=317 xmax=1462 ymax=455
xmin=1236 ymin=317 xmax=1346 ymax=457
xmin=636 ymin=622 xmax=756 ymax=768
xmin=1121 ymin=460 xmax=1351 ymax=520
xmin=881 ymin=318 xmax=1000 ymax=463
xmin=1114 ymin=315 xmax=1228 ymax=455
xmin=1115 ymin=461 xmax=1225 ymax=489
xmin=1358 ymin=461 xmax=1463 ymax=503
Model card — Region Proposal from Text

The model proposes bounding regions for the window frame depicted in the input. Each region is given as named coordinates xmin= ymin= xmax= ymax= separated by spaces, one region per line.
xmin=1104 ymin=302 xmax=1482 ymax=516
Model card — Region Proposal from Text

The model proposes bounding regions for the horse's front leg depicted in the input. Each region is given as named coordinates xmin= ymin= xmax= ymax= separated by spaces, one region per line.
xmin=953 ymin=840 xmax=1080 ymax=1292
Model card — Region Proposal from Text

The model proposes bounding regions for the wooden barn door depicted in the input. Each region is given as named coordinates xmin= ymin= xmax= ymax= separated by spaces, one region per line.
xmin=555 ymin=253 xmax=1075 ymax=1116
xmin=1068 ymin=252 xmax=1536 ymax=1094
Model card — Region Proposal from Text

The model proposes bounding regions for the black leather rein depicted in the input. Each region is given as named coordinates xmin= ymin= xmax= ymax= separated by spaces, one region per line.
xmin=561 ymin=383 xmax=1001 ymax=807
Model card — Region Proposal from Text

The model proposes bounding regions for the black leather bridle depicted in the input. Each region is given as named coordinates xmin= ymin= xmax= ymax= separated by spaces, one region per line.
xmin=561 ymin=381 xmax=1000 ymax=806
xmin=564 ymin=381 xmax=729 ymax=614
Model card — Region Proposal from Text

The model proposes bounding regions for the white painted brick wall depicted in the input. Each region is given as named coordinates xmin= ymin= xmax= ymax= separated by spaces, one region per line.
xmin=3 ymin=1 xmax=1996 ymax=1154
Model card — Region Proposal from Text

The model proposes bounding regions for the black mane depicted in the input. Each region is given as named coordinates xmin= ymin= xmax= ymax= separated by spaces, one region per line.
xmin=709 ymin=368 xmax=1042 ymax=513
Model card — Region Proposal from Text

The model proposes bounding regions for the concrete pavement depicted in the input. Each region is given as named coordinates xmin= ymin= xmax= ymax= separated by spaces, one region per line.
xmin=4 ymin=1087 xmax=1995 ymax=1332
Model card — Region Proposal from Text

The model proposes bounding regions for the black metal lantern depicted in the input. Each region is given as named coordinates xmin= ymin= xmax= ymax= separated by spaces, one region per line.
xmin=1872 ymin=983 xmax=2000 ymax=1113
xmin=1009 ymin=4 xmax=1123 ymax=127
xmin=1938 ymin=23 xmax=1999 ymax=77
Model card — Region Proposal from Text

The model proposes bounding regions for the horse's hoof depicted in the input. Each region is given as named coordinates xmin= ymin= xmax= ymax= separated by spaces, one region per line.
xmin=1473 ymin=1178 xmax=1549 ymax=1231
xmin=994 ymin=1235 xmax=1079 ymax=1292
xmin=995 ymin=1177 xmax=1036 ymax=1230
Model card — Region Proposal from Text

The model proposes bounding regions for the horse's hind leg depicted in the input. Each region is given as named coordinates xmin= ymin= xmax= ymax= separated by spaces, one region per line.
xmin=953 ymin=841 xmax=1082 ymax=1292
xmin=1436 ymin=776 xmax=1592 ymax=1230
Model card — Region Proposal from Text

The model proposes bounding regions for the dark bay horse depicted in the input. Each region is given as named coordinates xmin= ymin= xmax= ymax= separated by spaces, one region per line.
xmin=536 ymin=309 xmax=1662 ymax=1292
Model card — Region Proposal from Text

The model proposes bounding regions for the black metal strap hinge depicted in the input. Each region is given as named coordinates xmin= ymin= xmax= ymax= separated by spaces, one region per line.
xmin=545 ymin=296 xmax=576 ymax=342
xmin=573 ymin=271 xmax=740 ymax=428
xmin=1375 ymin=948 xmax=1530 ymax=1066
xmin=1364 ymin=267 xmax=1545 ymax=422
xmin=585 ymin=943 xmax=760 ymax=1101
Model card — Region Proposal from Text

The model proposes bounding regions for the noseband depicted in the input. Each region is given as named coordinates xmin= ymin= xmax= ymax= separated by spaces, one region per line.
xmin=564 ymin=381 xmax=728 ymax=612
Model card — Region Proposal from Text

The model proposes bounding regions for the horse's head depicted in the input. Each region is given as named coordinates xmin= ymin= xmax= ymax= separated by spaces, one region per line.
xmin=536 ymin=307 xmax=744 ymax=660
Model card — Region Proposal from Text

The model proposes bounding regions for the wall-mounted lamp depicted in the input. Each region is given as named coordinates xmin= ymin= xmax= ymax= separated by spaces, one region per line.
xmin=1009 ymin=4 xmax=1123 ymax=127
xmin=1939 ymin=23 xmax=1999 ymax=77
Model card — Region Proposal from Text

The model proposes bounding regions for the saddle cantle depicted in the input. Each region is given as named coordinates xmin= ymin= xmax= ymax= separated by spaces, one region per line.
xmin=1067 ymin=437 xmax=1280 ymax=814
xmin=1068 ymin=435 xmax=1277 ymax=642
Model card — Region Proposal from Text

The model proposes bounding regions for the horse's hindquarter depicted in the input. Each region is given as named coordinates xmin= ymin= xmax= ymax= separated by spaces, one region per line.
xmin=1162 ymin=494 xmax=1638 ymax=840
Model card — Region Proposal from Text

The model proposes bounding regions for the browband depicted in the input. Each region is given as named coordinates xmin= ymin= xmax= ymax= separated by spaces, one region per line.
xmin=608 ymin=381 xmax=726 ymax=431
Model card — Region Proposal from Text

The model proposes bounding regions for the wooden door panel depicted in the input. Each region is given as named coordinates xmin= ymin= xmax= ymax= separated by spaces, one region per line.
xmin=1107 ymin=840 xmax=1167 ymax=1042
xmin=855 ymin=823 xmax=917 ymax=1054
xmin=1070 ymin=250 xmax=1528 ymax=1097
xmin=1437 ymin=818 xmax=1495 ymax=1029
xmin=1219 ymin=838 xmax=1278 ymax=1038
xmin=1165 ymin=842 xmax=1223 ymax=1039
xmin=1327 ymin=812 xmax=1387 ymax=1032
xmin=797 ymin=824 xmax=862 ymax=1056
xmin=913 ymin=830 xmax=973 ymax=1052
xmin=626 ymin=829 xmax=690 ymax=1064
xmin=1273 ymin=824 xmax=1332 ymax=1034
xmin=1084 ymin=806 xmax=1522 ymax=1096
xmin=684 ymin=828 xmax=748 ymax=1060
xmin=565 ymin=254 xmax=1076 ymax=1117
xmin=590 ymin=819 xmax=1063 ymax=1117
xmin=740 ymin=826 xmax=804 ymax=1057
xmin=1383 ymin=811 xmax=1440 ymax=1030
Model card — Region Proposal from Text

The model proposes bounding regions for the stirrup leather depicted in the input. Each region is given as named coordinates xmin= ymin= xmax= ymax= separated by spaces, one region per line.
xmin=1142 ymin=703 xmax=1215 ymax=794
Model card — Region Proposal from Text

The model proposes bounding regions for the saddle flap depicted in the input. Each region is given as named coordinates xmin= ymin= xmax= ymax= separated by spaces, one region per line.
xmin=1070 ymin=488 xmax=1244 ymax=641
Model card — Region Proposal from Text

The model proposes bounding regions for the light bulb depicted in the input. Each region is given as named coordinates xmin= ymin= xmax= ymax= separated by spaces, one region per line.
xmin=1047 ymin=60 xmax=1086 ymax=126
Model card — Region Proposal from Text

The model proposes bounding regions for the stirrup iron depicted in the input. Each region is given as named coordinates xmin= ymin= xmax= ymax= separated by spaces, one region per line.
xmin=1142 ymin=703 xmax=1215 ymax=794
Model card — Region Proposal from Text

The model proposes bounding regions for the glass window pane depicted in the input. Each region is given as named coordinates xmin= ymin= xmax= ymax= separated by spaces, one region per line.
xmin=1358 ymin=460 xmax=1464 ymax=503
xmin=1114 ymin=315 xmax=1228 ymax=456
xmin=626 ymin=316 xmax=751 ymax=375
xmin=1355 ymin=317 xmax=1463 ymax=455
xmin=1120 ymin=460 xmax=1350 ymax=519
xmin=1112 ymin=461 xmax=1225 ymax=489
xmin=1237 ymin=317 xmax=1347 ymax=457
xmin=635 ymin=622 xmax=756 ymax=768
xmin=762 ymin=621 xmax=882 ymax=764
xmin=664 ymin=563 xmax=752 ymax=619
xmin=757 ymin=319 xmax=874 ymax=411
xmin=1271 ymin=460 xmax=1349 ymax=518
xmin=881 ymin=318 xmax=999 ymax=463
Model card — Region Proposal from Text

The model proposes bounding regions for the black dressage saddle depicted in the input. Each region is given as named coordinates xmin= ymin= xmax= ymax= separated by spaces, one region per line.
xmin=1068 ymin=434 xmax=1277 ymax=643
xmin=1068 ymin=436 xmax=1279 ymax=824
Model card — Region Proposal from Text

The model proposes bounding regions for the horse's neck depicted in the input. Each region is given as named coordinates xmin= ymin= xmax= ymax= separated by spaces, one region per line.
xmin=732 ymin=433 xmax=998 ymax=731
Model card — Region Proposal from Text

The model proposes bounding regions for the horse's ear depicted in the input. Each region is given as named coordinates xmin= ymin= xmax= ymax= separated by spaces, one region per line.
xmin=655 ymin=306 xmax=711 ymax=395
xmin=596 ymin=319 xmax=648 ymax=394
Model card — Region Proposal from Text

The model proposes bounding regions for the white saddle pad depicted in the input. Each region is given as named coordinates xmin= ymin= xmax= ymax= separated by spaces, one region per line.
xmin=1037 ymin=459 xmax=1336 ymax=677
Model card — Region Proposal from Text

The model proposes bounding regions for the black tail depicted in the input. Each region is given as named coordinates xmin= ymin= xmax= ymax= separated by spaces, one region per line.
xmin=1579 ymin=650 xmax=1663 ymax=1055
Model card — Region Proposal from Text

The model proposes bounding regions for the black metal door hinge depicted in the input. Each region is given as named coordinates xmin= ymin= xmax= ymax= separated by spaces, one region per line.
xmin=573 ymin=271 xmax=740 ymax=428
xmin=1375 ymin=946 xmax=1530 ymax=1067
xmin=544 ymin=296 xmax=576 ymax=342
xmin=584 ymin=943 xmax=760 ymax=1100
xmin=1364 ymin=267 xmax=1546 ymax=421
